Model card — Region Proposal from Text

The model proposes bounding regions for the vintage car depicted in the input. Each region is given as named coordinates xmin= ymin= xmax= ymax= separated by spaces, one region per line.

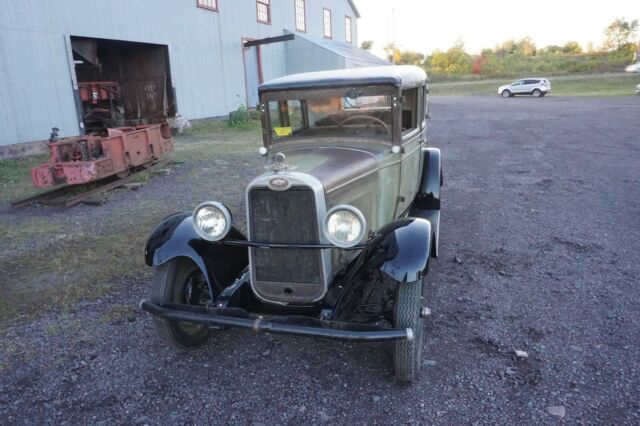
xmin=141 ymin=65 xmax=442 ymax=382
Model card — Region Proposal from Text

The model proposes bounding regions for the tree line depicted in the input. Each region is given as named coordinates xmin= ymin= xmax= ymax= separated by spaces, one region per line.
xmin=361 ymin=18 xmax=639 ymax=79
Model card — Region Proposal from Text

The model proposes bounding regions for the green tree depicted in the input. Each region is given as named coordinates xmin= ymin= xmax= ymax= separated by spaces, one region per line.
xmin=515 ymin=37 xmax=536 ymax=56
xmin=429 ymin=42 xmax=472 ymax=74
xmin=603 ymin=18 xmax=639 ymax=51
xmin=541 ymin=45 xmax=563 ymax=55
xmin=562 ymin=41 xmax=583 ymax=54
xmin=360 ymin=40 xmax=374 ymax=51
xmin=397 ymin=50 xmax=425 ymax=65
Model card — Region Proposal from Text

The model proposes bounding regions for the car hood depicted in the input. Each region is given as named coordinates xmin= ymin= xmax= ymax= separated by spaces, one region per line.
xmin=498 ymin=85 xmax=510 ymax=91
xmin=264 ymin=145 xmax=382 ymax=193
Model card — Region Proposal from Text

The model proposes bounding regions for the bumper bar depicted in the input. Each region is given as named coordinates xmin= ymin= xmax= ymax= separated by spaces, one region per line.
xmin=140 ymin=300 xmax=413 ymax=342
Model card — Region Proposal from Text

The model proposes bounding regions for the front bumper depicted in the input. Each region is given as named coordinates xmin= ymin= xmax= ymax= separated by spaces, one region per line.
xmin=140 ymin=300 xmax=413 ymax=342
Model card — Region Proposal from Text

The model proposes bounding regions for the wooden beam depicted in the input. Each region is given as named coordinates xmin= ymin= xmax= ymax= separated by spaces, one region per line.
xmin=244 ymin=34 xmax=294 ymax=47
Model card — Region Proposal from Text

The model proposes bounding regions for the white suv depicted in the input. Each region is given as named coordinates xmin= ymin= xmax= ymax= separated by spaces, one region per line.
xmin=498 ymin=78 xmax=551 ymax=98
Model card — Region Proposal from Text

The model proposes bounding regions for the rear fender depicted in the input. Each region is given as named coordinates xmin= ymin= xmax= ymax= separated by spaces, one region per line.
xmin=411 ymin=147 xmax=441 ymax=257
xmin=145 ymin=212 xmax=249 ymax=296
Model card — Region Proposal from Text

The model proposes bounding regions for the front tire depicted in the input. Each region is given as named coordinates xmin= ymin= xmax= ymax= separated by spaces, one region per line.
xmin=393 ymin=278 xmax=425 ymax=382
xmin=151 ymin=258 xmax=212 ymax=349
xmin=532 ymin=89 xmax=542 ymax=98
xmin=501 ymin=90 xmax=511 ymax=98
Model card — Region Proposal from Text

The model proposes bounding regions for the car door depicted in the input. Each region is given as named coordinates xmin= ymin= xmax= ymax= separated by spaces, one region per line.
xmin=395 ymin=87 xmax=422 ymax=217
xmin=512 ymin=79 xmax=526 ymax=94
xmin=525 ymin=79 xmax=539 ymax=93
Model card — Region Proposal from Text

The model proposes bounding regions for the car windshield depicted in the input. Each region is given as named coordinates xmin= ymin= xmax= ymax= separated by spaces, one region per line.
xmin=266 ymin=88 xmax=393 ymax=142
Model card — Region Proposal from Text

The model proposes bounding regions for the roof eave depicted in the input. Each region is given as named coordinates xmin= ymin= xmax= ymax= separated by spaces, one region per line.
xmin=347 ymin=0 xmax=361 ymax=18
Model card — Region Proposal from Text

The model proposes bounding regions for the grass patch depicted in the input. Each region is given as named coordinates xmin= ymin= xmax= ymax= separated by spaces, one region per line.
xmin=0 ymin=155 xmax=49 ymax=205
xmin=0 ymin=211 xmax=165 ymax=326
xmin=174 ymin=119 xmax=262 ymax=163
xmin=0 ymin=217 xmax=64 ymax=249
xmin=430 ymin=73 xmax=639 ymax=97
xmin=0 ymin=114 xmax=263 ymax=326
xmin=101 ymin=303 xmax=136 ymax=324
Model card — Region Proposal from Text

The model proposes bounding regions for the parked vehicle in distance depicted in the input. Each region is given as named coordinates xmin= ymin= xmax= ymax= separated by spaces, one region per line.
xmin=140 ymin=66 xmax=442 ymax=382
xmin=498 ymin=78 xmax=551 ymax=98
xmin=625 ymin=62 xmax=640 ymax=73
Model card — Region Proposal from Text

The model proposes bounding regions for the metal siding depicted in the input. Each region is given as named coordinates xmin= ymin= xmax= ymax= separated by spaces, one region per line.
xmin=285 ymin=34 xmax=345 ymax=74
xmin=0 ymin=0 xmax=360 ymax=146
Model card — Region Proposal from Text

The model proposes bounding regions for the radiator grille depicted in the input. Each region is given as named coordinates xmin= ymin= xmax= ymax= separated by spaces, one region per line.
xmin=249 ymin=187 xmax=322 ymax=287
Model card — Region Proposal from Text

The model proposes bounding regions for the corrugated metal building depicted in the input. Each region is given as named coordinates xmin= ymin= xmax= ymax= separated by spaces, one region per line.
xmin=0 ymin=0 xmax=386 ymax=148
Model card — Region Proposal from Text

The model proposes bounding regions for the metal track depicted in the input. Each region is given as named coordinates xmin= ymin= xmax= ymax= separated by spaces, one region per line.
xmin=11 ymin=162 xmax=167 ymax=208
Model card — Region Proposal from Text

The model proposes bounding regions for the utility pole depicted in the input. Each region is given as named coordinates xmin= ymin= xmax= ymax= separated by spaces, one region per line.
xmin=391 ymin=8 xmax=396 ymax=64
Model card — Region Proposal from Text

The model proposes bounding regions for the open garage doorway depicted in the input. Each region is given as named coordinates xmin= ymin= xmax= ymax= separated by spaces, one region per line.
xmin=70 ymin=36 xmax=176 ymax=133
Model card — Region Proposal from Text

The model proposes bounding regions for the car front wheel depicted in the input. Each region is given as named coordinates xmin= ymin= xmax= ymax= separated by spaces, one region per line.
xmin=501 ymin=90 xmax=511 ymax=98
xmin=393 ymin=277 xmax=426 ymax=382
xmin=532 ymin=89 xmax=542 ymax=98
xmin=150 ymin=258 xmax=212 ymax=349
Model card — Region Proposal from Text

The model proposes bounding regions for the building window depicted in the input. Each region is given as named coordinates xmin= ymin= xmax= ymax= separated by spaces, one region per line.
xmin=295 ymin=0 xmax=306 ymax=32
xmin=197 ymin=0 xmax=217 ymax=11
xmin=256 ymin=0 xmax=271 ymax=24
xmin=323 ymin=8 xmax=332 ymax=39
xmin=345 ymin=16 xmax=352 ymax=43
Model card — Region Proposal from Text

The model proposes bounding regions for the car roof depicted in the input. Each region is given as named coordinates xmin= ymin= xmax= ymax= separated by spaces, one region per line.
xmin=259 ymin=65 xmax=427 ymax=94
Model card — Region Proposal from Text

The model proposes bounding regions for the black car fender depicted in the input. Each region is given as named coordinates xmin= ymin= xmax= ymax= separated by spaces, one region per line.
xmin=415 ymin=147 xmax=441 ymax=210
xmin=364 ymin=218 xmax=432 ymax=283
xmin=410 ymin=146 xmax=441 ymax=258
xmin=144 ymin=212 xmax=249 ymax=296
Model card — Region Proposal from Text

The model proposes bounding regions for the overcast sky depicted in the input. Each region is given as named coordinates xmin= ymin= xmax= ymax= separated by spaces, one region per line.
xmin=357 ymin=0 xmax=639 ymax=56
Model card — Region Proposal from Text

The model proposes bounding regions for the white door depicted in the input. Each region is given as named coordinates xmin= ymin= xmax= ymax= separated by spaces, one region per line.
xmin=243 ymin=44 xmax=261 ymax=107
xmin=512 ymin=79 xmax=526 ymax=93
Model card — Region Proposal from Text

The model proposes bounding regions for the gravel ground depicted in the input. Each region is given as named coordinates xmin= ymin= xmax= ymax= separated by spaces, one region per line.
xmin=1 ymin=96 xmax=639 ymax=424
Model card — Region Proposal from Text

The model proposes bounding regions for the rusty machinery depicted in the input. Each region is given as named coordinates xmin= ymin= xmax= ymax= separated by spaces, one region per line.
xmin=31 ymin=124 xmax=174 ymax=187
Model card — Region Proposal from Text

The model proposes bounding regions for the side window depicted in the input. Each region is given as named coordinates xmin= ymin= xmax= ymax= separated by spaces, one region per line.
xmin=345 ymin=16 xmax=352 ymax=43
xmin=269 ymin=100 xmax=305 ymax=138
xmin=196 ymin=0 xmax=217 ymax=11
xmin=256 ymin=0 xmax=271 ymax=24
xmin=525 ymin=79 xmax=538 ymax=85
xmin=323 ymin=8 xmax=332 ymax=38
xmin=417 ymin=86 xmax=424 ymax=129
xmin=294 ymin=0 xmax=306 ymax=32
xmin=401 ymin=88 xmax=418 ymax=135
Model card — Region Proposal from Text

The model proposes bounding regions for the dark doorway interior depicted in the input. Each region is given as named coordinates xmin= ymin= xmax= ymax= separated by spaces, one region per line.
xmin=71 ymin=36 xmax=176 ymax=133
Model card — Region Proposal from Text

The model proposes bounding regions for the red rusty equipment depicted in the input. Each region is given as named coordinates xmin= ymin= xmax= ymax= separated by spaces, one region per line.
xmin=77 ymin=81 xmax=124 ymax=131
xmin=77 ymin=81 xmax=120 ymax=104
xmin=31 ymin=123 xmax=174 ymax=187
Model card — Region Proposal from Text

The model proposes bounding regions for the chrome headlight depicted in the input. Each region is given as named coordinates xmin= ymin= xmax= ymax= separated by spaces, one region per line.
xmin=323 ymin=205 xmax=366 ymax=248
xmin=192 ymin=202 xmax=231 ymax=241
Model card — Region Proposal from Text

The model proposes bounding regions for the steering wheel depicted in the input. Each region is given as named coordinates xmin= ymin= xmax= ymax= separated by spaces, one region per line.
xmin=337 ymin=115 xmax=390 ymax=135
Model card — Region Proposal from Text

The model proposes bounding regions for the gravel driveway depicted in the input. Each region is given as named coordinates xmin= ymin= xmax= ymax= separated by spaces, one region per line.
xmin=1 ymin=96 xmax=639 ymax=424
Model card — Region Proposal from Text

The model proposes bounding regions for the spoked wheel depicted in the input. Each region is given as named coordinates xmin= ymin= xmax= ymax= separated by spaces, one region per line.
xmin=532 ymin=89 xmax=542 ymax=98
xmin=151 ymin=258 xmax=212 ymax=349
xmin=393 ymin=277 xmax=426 ymax=382
xmin=501 ymin=90 xmax=512 ymax=98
